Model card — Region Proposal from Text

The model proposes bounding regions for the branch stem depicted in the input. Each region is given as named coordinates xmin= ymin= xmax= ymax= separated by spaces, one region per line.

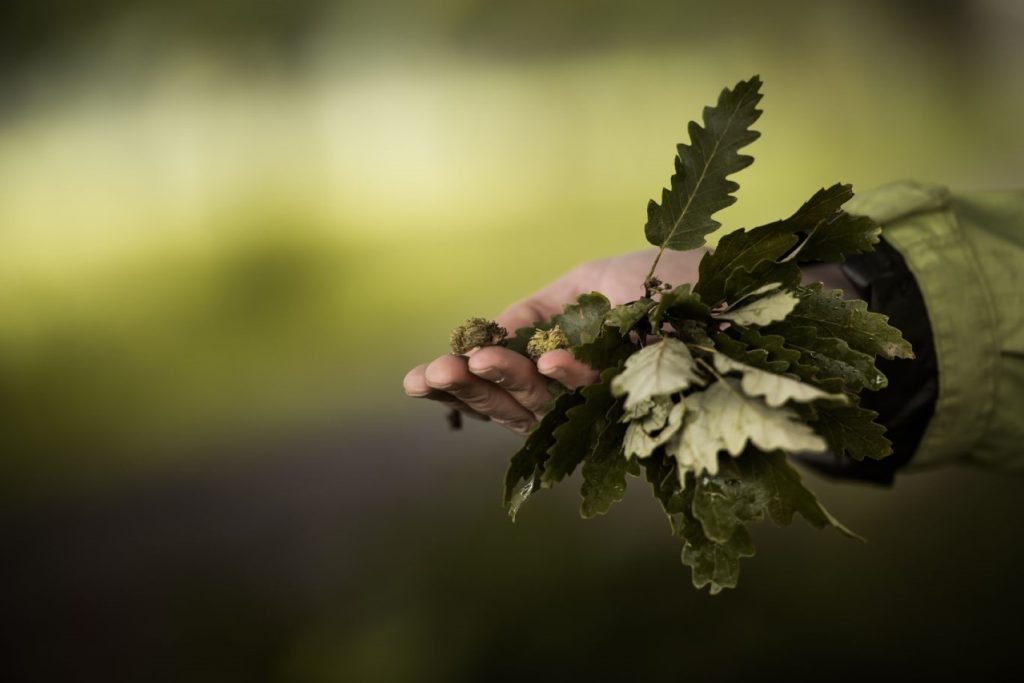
xmin=645 ymin=247 xmax=666 ymax=286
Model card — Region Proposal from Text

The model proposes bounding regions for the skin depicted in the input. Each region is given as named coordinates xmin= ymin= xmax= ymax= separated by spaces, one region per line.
xmin=403 ymin=247 xmax=856 ymax=434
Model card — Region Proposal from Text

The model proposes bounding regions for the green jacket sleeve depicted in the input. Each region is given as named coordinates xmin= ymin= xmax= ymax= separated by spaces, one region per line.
xmin=847 ymin=181 xmax=1024 ymax=472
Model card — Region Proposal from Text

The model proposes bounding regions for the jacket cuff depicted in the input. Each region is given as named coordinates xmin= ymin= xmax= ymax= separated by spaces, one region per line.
xmin=794 ymin=236 xmax=937 ymax=485
xmin=849 ymin=181 xmax=999 ymax=470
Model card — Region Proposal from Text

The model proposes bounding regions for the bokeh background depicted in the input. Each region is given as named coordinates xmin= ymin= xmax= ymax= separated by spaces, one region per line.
xmin=3 ymin=0 xmax=1023 ymax=680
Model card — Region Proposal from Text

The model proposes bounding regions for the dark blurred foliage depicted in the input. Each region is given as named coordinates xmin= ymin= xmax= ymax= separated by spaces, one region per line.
xmin=0 ymin=0 xmax=986 ymax=59
xmin=0 ymin=0 xmax=994 ymax=80
xmin=2 ymin=0 xmax=329 ymax=69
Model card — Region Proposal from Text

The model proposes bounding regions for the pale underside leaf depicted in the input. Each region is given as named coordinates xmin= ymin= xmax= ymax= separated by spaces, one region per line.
xmin=666 ymin=379 xmax=827 ymax=486
xmin=624 ymin=398 xmax=686 ymax=459
xmin=712 ymin=352 xmax=848 ymax=407
xmin=610 ymin=338 xmax=705 ymax=410
xmin=716 ymin=289 xmax=798 ymax=326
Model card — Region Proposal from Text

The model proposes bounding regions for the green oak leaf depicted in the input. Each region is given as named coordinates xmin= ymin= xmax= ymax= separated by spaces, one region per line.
xmin=693 ymin=184 xmax=856 ymax=305
xmin=610 ymin=338 xmax=705 ymax=410
xmin=551 ymin=292 xmax=611 ymax=346
xmin=579 ymin=400 xmax=633 ymax=518
xmin=643 ymin=453 xmax=692 ymax=515
xmin=712 ymin=352 xmax=848 ymax=407
xmin=655 ymin=460 xmax=756 ymax=596
xmin=692 ymin=472 xmax=767 ymax=543
xmin=649 ymin=284 xmax=710 ymax=331
xmin=692 ymin=451 xmax=860 ymax=543
xmin=712 ymin=331 xmax=793 ymax=374
xmin=739 ymin=451 xmax=863 ymax=541
xmin=718 ymin=332 xmax=842 ymax=395
xmin=771 ymin=284 xmax=914 ymax=360
xmin=580 ymin=446 xmax=632 ymax=519
xmin=671 ymin=318 xmax=714 ymax=346
xmin=719 ymin=327 xmax=851 ymax=392
xmin=722 ymin=258 xmax=802 ymax=304
xmin=808 ymin=399 xmax=892 ymax=461
xmin=716 ymin=289 xmax=798 ymax=326
xmin=679 ymin=514 xmax=756 ymax=595
xmin=666 ymin=378 xmax=827 ymax=485
xmin=778 ymin=183 xmax=879 ymax=263
xmin=573 ymin=326 xmax=637 ymax=369
xmin=766 ymin=323 xmax=887 ymax=392
xmin=786 ymin=183 xmax=855 ymax=230
xmin=541 ymin=368 xmax=620 ymax=487
xmin=605 ymin=299 xmax=654 ymax=335
xmin=735 ymin=328 xmax=802 ymax=367
xmin=794 ymin=210 xmax=881 ymax=263
xmin=503 ymin=390 xmax=583 ymax=520
xmin=645 ymin=76 xmax=763 ymax=252
xmin=693 ymin=223 xmax=797 ymax=306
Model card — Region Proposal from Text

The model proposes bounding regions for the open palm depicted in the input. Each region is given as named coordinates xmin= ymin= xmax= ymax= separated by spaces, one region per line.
xmin=402 ymin=248 xmax=701 ymax=434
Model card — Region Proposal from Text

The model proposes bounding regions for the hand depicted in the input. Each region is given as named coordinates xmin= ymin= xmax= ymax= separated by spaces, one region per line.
xmin=402 ymin=248 xmax=702 ymax=434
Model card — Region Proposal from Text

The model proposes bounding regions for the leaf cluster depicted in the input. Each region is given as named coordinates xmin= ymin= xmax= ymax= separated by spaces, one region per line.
xmin=481 ymin=76 xmax=912 ymax=592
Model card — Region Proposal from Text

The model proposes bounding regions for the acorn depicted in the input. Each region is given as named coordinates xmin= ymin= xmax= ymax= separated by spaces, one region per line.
xmin=526 ymin=325 xmax=570 ymax=359
xmin=449 ymin=317 xmax=507 ymax=355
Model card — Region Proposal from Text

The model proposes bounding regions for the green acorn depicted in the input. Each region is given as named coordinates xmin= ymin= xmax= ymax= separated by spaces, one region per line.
xmin=449 ymin=317 xmax=507 ymax=355
xmin=526 ymin=325 xmax=569 ymax=359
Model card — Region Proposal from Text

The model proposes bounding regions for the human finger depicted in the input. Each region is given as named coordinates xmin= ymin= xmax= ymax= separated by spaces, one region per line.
xmin=403 ymin=363 xmax=489 ymax=420
xmin=466 ymin=346 xmax=555 ymax=416
xmin=535 ymin=349 xmax=599 ymax=389
xmin=424 ymin=355 xmax=536 ymax=433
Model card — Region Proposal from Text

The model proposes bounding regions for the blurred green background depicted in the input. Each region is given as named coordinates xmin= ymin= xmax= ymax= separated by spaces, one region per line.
xmin=2 ymin=1 xmax=1023 ymax=680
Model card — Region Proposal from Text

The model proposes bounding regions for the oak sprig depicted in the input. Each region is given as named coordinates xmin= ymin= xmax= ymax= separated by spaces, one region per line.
xmin=450 ymin=76 xmax=912 ymax=594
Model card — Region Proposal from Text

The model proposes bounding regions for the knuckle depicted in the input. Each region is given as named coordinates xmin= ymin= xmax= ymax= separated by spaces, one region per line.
xmin=466 ymin=391 xmax=503 ymax=415
xmin=516 ymin=387 xmax=553 ymax=413
xmin=469 ymin=346 xmax=505 ymax=367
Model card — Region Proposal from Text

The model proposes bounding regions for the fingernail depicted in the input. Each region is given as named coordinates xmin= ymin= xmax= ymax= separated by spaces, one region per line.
xmin=495 ymin=418 xmax=535 ymax=434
